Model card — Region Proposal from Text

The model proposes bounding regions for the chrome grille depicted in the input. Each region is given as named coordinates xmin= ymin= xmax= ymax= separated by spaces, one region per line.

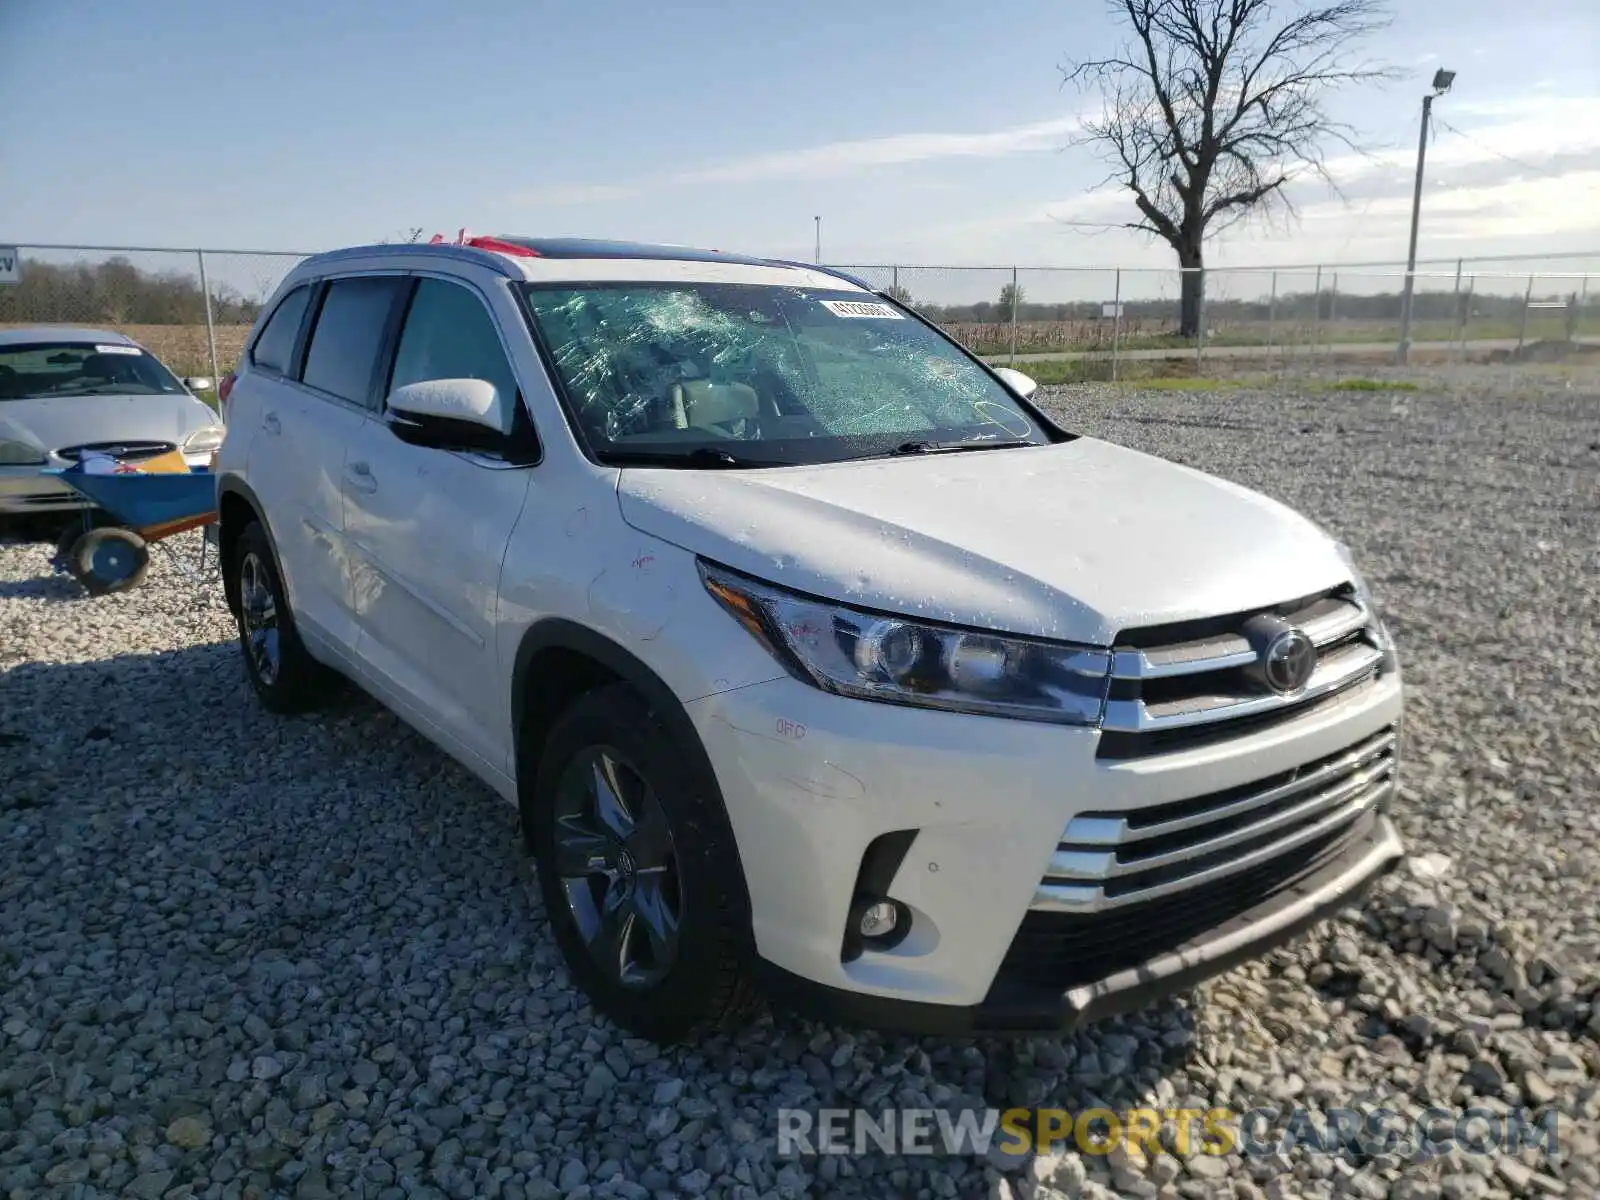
xmin=56 ymin=440 xmax=176 ymax=463
xmin=1098 ymin=586 xmax=1386 ymax=759
xmin=1034 ymin=726 xmax=1397 ymax=914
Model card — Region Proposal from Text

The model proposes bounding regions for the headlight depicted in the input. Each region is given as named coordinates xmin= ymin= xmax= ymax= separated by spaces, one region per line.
xmin=699 ymin=561 xmax=1112 ymax=724
xmin=0 ymin=439 xmax=46 ymax=466
xmin=182 ymin=425 xmax=226 ymax=454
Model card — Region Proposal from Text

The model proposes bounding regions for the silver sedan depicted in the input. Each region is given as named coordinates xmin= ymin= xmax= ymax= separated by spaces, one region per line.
xmin=0 ymin=326 xmax=225 ymax=516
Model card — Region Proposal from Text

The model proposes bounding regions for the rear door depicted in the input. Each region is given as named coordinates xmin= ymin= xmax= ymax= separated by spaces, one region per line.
xmin=340 ymin=271 xmax=534 ymax=784
xmin=256 ymin=274 xmax=407 ymax=655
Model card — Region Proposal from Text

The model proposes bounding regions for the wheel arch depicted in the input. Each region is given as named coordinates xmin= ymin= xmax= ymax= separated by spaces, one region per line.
xmin=511 ymin=619 xmax=754 ymax=935
xmin=216 ymin=476 xmax=273 ymax=616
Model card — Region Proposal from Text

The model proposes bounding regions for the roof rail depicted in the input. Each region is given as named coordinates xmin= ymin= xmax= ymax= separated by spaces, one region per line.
xmin=299 ymin=241 xmax=527 ymax=279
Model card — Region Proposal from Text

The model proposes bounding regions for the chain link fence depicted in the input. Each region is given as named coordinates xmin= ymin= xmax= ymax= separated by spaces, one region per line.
xmin=0 ymin=244 xmax=313 ymax=384
xmin=1 ymin=243 xmax=1593 ymax=387
xmin=837 ymin=252 xmax=1598 ymax=380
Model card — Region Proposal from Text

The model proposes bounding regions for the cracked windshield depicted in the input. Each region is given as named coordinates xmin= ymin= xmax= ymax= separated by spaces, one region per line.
xmin=521 ymin=283 xmax=1046 ymax=465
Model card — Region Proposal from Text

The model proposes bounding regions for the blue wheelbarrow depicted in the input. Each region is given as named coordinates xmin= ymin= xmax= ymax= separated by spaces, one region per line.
xmin=49 ymin=465 xmax=218 ymax=596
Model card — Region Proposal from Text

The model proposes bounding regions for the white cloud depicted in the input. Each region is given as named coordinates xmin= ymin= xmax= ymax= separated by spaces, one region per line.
xmin=512 ymin=115 xmax=1086 ymax=206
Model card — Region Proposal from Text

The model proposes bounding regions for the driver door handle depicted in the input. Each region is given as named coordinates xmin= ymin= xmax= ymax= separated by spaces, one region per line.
xmin=345 ymin=460 xmax=377 ymax=494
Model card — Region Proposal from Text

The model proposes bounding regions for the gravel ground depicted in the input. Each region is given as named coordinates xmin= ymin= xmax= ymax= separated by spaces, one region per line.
xmin=2 ymin=371 xmax=1597 ymax=1200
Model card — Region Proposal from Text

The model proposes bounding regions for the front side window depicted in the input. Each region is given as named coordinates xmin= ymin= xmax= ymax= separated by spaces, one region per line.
xmin=520 ymin=283 xmax=1048 ymax=466
xmin=388 ymin=278 xmax=519 ymax=408
xmin=301 ymin=276 xmax=405 ymax=406
xmin=0 ymin=341 xmax=186 ymax=401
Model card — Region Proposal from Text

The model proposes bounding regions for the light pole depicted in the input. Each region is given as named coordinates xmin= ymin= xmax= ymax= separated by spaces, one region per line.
xmin=1397 ymin=67 xmax=1455 ymax=364
xmin=814 ymin=216 xmax=822 ymax=265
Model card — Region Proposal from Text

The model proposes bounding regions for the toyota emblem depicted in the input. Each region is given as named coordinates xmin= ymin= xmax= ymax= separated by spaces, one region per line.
xmin=1242 ymin=613 xmax=1319 ymax=695
xmin=1263 ymin=628 xmax=1317 ymax=693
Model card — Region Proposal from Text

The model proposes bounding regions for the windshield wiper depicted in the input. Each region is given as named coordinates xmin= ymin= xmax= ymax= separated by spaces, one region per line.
xmin=598 ymin=445 xmax=785 ymax=469
xmin=879 ymin=438 xmax=1037 ymax=457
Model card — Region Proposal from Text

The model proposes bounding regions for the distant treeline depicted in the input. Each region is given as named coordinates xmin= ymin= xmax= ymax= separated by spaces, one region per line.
xmin=0 ymin=257 xmax=263 ymax=327
xmin=0 ymin=256 xmax=1579 ymax=333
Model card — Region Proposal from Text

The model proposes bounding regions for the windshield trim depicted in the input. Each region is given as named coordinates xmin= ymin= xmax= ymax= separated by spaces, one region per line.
xmin=511 ymin=278 xmax=1075 ymax=470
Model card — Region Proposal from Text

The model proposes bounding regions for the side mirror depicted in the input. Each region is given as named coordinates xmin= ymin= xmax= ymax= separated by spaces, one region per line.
xmin=184 ymin=376 xmax=215 ymax=392
xmin=386 ymin=378 xmax=512 ymax=452
xmin=991 ymin=366 xmax=1038 ymax=400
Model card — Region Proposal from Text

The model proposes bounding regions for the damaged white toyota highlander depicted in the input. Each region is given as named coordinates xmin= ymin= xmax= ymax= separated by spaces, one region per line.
xmin=214 ymin=236 xmax=1405 ymax=1043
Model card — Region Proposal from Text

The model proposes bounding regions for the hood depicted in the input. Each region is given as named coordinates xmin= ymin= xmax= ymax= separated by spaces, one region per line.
xmin=616 ymin=437 xmax=1351 ymax=645
xmin=0 ymin=393 xmax=220 ymax=457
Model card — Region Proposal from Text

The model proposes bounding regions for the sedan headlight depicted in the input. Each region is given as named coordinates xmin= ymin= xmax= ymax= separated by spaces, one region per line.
xmin=699 ymin=561 xmax=1111 ymax=724
xmin=0 ymin=439 xmax=46 ymax=466
xmin=182 ymin=425 xmax=226 ymax=454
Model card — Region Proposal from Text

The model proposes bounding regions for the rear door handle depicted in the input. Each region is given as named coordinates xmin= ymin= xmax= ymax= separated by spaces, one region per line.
xmin=262 ymin=412 xmax=281 ymax=435
xmin=345 ymin=461 xmax=377 ymax=493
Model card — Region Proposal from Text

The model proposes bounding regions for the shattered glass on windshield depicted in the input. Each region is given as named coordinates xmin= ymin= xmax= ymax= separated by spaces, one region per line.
xmin=522 ymin=283 xmax=1046 ymax=465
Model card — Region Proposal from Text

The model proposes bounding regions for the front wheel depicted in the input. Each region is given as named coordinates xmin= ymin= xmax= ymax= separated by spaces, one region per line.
xmin=530 ymin=684 xmax=755 ymax=1042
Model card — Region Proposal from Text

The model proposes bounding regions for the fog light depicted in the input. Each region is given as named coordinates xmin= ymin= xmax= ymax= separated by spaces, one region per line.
xmin=858 ymin=901 xmax=899 ymax=938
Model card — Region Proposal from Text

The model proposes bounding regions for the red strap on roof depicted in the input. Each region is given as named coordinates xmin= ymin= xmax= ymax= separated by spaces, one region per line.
xmin=465 ymin=236 xmax=540 ymax=258
xmin=420 ymin=231 xmax=540 ymax=257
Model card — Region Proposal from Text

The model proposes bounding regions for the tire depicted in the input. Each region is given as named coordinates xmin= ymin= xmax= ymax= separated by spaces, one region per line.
xmin=529 ymin=683 xmax=756 ymax=1042
xmin=233 ymin=521 xmax=330 ymax=714
xmin=68 ymin=527 xmax=150 ymax=595
xmin=54 ymin=511 xmax=114 ymax=569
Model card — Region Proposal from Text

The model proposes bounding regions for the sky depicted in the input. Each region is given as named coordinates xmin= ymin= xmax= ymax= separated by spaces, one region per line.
xmin=2 ymin=0 xmax=1597 ymax=304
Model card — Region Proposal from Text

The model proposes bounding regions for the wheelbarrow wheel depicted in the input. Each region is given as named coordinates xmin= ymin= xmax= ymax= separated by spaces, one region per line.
xmin=69 ymin=526 xmax=151 ymax=595
xmin=53 ymin=510 xmax=114 ymax=568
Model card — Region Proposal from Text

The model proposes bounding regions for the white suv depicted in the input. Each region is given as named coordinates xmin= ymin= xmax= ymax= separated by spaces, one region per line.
xmin=214 ymin=236 xmax=1405 ymax=1043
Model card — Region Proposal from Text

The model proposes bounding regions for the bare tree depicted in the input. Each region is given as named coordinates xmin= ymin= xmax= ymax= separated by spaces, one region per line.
xmin=1065 ymin=0 xmax=1393 ymax=337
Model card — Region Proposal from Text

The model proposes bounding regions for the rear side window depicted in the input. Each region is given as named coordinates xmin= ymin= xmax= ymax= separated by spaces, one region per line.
xmin=301 ymin=276 xmax=405 ymax=406
xmin=250 ymin=284 xmax=311 ymax=374
xmin=388 ymin=278 xmax=519 ymax=409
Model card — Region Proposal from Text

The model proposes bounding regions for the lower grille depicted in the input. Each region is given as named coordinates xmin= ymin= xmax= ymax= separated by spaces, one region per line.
xmin=57 ymin=440 xmax=176 ymax=463
xmin=1035 ymin=726 xmax=1397 ymax=913
xmin=992 ymin=809 xmax=1377 ymax=995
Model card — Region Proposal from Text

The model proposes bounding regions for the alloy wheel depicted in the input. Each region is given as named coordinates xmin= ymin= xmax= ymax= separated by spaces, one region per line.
xmin=239 ymin=551 xmax=281 ymax=686
xmin=551 ymin=745 xmax=684 ymax=987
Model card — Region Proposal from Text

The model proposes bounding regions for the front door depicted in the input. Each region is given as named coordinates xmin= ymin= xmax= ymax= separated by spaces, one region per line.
xmin=340 ymin=274 xmax=534 ymax=781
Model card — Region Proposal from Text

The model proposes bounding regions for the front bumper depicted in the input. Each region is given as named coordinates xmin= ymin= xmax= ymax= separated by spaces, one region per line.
xmin=689 ymin=665 xmax=1403 ymax=1030
xmin=0 ymin=455 xmax=214 ymax=516
xmin=754 ymin=809 xmax=1402 ymax=1035
xmin=0 ymin=466 xmax=86 ymax=515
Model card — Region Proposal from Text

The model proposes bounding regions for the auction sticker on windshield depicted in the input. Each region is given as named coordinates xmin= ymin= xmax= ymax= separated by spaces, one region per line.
xmin=94 ymin=345 xmax=143 ymax=355
xmin=819 ymin=300 xmax=903 ymax=319
xmin=0 ymin=247 xmax=19 ymax=285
